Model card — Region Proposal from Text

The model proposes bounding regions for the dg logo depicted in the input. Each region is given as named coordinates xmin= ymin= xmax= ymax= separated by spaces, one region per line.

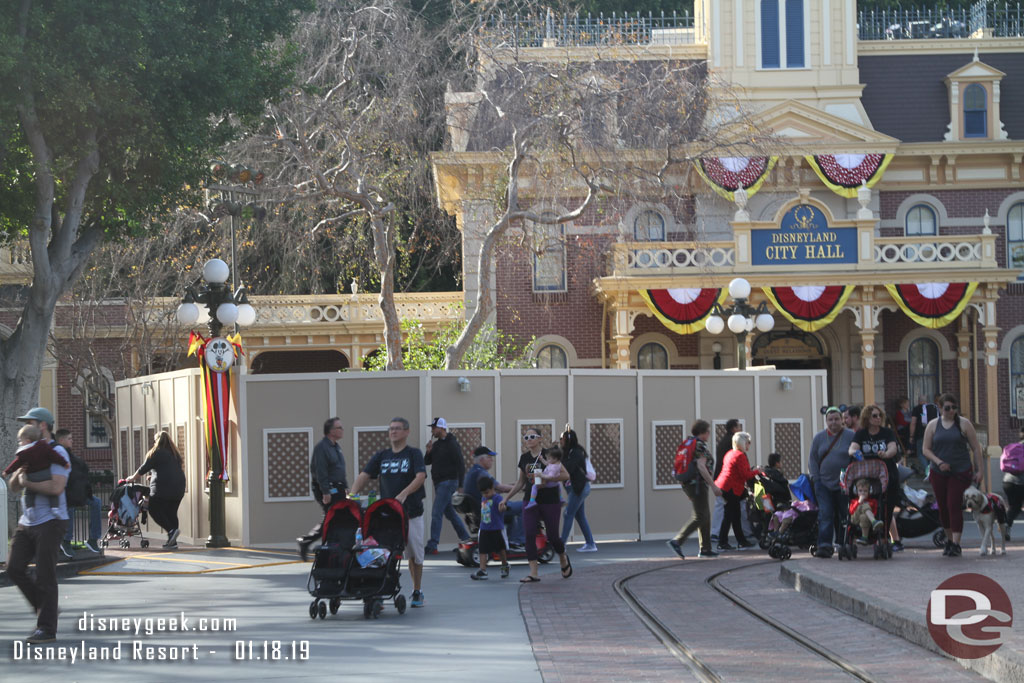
xmin=927 ymin=573 xmax=1013 ymax=659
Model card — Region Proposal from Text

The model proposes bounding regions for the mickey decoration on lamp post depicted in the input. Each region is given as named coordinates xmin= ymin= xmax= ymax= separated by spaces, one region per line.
xmin=176 ymin=258 xmax=255 ymax=547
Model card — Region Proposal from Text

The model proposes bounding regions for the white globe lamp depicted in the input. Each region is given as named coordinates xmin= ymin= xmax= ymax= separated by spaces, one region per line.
xmin=235 ymin=303 xmax=256 ymax=327
xmin=203 ymin=258 xmax=230 ymax=284
xmin=728 ymin=277 xmax=751 ymax=300
xmin=176 ymin=302 xmax=200 ymax=325
xmin=756 ymin=312 xmax=775 ymax=332
xmin=705 ymin=315 xmax=725 ymax=335
xmin=216 ymin=302 xmax=239 ymax=325
xmin=727 ymin=313 xmax=747 ymax=334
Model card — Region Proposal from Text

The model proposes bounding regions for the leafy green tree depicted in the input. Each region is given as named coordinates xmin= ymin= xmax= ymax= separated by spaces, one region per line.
xmin=365 ymin=311 xmax=536 ymax=371
xmin=0 ymin=0 xmax=311 ymax=471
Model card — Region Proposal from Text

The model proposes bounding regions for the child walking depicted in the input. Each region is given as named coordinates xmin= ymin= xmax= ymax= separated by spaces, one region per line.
xmin=525 ymin=449 xmax=562 ymax=509
xmin=471 ymin=477 xmax=511 ymax=580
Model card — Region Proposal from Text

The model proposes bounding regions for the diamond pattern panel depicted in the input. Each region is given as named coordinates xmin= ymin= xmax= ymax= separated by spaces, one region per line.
xmin=176 ymin=425 xmax=187 ymax=492
xmin=132 ymin=429 xmax=142 ymax=475
xmin=774 ymin=422 xmax=802 ymax=479
xmin=266 ymin=431 xmax=311 ymax=499
xmin=655 ymin=423 xmax=685 ymax=486
xmin=357 ymin=429 xmax=391 ymax=473
xmin=120 ymin=430 xmax=129 ymax=479
xmin=146 ymin=427 xmax=156 ymax=457
xmin=450 ymin=427 xmax=482 ymax=474
xmin=588 ymin=422 xmax=621 ymax=485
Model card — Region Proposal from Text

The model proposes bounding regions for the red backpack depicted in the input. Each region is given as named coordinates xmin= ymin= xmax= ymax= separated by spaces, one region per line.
xmin=1001 ymin=442 xmax=1024 ymax=474
xmin=673 ymin=437 xmax=700 ymax=483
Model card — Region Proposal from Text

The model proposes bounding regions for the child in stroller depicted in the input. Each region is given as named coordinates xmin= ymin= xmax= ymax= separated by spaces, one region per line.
xmin=752 ymin=455 xmax=819 ymax=560
xmin=838 ymin=458 xmax=892 ymax=560
xmin=307 ymin=497 xmax=408 ymax=620
xmin=101 ymin=480 xmax=151 ymax=549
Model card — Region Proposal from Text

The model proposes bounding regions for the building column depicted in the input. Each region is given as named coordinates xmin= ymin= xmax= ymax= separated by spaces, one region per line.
xmin=956 ymin=318 xmax=972 ymax=416
xmin=859 ymin=328 xmax=877 ymax=407
xmin=613 ymin=307 xmax=635 ymax=370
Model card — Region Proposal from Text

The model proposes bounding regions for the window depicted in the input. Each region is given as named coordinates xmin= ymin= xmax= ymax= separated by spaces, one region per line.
xmin=1007 ymin=203 xmax=1024 ymax=274
xmin=637 ymin=342 xmax=669 ymax=369
xmin=535 ymin=344 xmax=568 ymax=369
xmin=963 ymin=84 xmax=987 ymax=138
xmin=760 ymin=0 xmax=805 ymax=69
xmin=905 ymin=204 xmax=937 ymax=236
xmin=1012 ymin=336 xmax=1024 ymax=416
xmin=532 ymin=216 xmax=566 ymax=292
xmin=633 ymin=210 xmax=666 ymax=241
xmin=908 ymin=338 xmax=939 ymax=406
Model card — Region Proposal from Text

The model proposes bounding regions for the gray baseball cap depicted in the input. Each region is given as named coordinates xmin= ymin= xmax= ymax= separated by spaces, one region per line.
xmin=17 ymin=407 xmax=55 ymax=425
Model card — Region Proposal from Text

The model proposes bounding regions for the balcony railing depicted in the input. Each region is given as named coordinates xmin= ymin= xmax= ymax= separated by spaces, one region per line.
xmin=612 ymin=241 xmax=735 ymax=274
xmin=251 ymin=292 xmax=463 ymax=327
xmin=480 ymin=10 xmax=696 ymax=48
xmin=858 ymin=2 xmax=1023 ymax=40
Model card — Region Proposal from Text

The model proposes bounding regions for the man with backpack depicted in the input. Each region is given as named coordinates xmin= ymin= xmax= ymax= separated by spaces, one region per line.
xmin=55 ymin=430 xmax=103 ymax=556
xmin=667 ymin=420 xmax=721 ymax=559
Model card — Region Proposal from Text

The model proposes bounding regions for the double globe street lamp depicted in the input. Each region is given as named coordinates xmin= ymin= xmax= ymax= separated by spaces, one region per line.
xmin=175 ymin=258 xmax=256 ymax=547
xmin=705 ymin=277 xmax=775 ymax=370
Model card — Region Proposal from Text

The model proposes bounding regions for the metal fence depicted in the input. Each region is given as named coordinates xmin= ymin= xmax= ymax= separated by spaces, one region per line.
xmin=67 ymin=476 xmax=115 ymax=543
xmin=481 ymin=10 xmax=696 ymax=48
xmin=858 ymin=2 xmax=1023 ymax=40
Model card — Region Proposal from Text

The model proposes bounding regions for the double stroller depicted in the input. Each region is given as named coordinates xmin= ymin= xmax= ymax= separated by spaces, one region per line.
xmin=750 ymin=470 xmax=819 ymax=560
xmin=101 ymin=480 xmax=151 ymax=549
xmin=837 ymin=458 xmax=892 ymax=560
xmin=306 ymin=497 xmax=408 ymax=620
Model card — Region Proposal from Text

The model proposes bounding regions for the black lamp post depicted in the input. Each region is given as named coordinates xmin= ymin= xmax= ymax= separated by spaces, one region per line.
xmin=176 ymin=258 xmax=256 ymax=547
xmin=704 ymin=277 xmax=775 ymax=370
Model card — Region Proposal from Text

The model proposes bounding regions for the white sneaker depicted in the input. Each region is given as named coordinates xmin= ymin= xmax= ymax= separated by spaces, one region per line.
xmin=576 ymin=543 xmax=598 ymax=552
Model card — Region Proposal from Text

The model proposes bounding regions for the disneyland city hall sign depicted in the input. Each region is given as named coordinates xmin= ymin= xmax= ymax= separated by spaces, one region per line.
xmin=752 ymin=204 xmax=857 ymax=266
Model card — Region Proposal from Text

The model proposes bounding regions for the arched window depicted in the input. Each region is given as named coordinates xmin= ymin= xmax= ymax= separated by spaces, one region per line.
xmin=1007 ymin=203 xmax=1024 ymax=274
xmin=633 ymin=210 xmax=665 ymax=241
xmin=536 ymin=344 xmax=568 ymax=369
xmin=905 ymin=204 xmax=937 ymax=236
xmin=637 ymin=342 xmax=669 ymax=369
xmin=908 ymin=338 xmax=939 ymax=405
xmin=963 ymin=83 xmax=987 ymax=138
xmin=1011 ymin=336 xmax=1024 ymax=416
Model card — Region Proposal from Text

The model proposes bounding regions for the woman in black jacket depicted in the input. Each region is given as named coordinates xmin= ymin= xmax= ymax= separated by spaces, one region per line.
xmin=559 ymin=428 xmax=597 ymax=552
xmin=128 ymin=431 xmax=186 ymax=549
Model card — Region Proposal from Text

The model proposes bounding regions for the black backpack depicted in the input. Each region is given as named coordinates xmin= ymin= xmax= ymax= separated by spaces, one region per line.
xmin=66 ymin=452 xmax=91 ymax=506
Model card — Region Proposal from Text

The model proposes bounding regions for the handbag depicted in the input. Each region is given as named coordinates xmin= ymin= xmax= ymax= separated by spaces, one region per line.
xmin=585 ymin=457 xmax=596 ymax=482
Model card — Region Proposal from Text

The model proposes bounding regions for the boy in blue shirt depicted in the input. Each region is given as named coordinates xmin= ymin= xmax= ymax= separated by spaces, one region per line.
xmin=471 ymin=477 xmax=510 ymax=580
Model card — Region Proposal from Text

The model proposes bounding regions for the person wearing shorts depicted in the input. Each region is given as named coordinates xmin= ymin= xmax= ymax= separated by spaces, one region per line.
xmin=350 ymin=416 xmax=427 ymax=606
xmin=470 ymin=476 xmax=510 ymax=580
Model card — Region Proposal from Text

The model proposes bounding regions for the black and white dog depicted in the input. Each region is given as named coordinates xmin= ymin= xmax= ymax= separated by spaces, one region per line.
xmin=963 ymin=486 xmax=1008 ymax=556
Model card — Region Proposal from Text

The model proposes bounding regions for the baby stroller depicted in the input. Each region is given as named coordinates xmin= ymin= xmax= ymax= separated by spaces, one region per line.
xmin=307 ymin=497 xmax=408 ymax=620
xmin=896 ymin=481 xmax=946 ymax=549
xmin=101 ymin=480 xmax=151 ymax=549
xmin=837 ymin=459 xmax=891 ymax=560
xmin=750 ymin=471 xmax=819 ymax=560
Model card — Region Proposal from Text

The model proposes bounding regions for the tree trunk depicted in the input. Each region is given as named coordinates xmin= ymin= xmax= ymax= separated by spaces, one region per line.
xmin=446 ymin=215 xmax=507 ymax=369
xmin=369 ymin=214 xmax=404 ymax=371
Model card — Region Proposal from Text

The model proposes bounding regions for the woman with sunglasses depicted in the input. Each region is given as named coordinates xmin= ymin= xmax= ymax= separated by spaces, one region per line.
xmin=922 ymin=394 xmax=983 ymax=557
xmin=849 ymin=404 xmax=903 ymax=551
xmin=501 ymin=428 xmax=571 ymax=581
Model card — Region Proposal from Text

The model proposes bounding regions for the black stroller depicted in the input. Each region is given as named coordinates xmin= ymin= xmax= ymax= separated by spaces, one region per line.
xmin=307 ymin=497 xmax=408 ymax=620
xmin=837 ymin=459 xmax=891 ymax=560
xmin=895 ymin=482 xmax=946 ymax=549
xmin=101 ymin=480 xmax=151 ymax=549
xmin=750 ymin=470 xmax=819 ymax=560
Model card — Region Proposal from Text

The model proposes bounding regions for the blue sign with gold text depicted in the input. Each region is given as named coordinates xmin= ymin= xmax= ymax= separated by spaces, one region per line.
xmin=751 ymin=204 xmax=857 ymax=266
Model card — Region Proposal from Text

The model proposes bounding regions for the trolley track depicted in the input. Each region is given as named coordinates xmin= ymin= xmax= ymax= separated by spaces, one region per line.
xmin=613 ymin=560 xmax=876 ymax=682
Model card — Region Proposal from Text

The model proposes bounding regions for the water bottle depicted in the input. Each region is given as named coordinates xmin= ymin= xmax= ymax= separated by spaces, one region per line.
xmin=368 ymin=490 xmax=377 ymax=505
xmin=355 ymin=527 xmax=363 ymax=547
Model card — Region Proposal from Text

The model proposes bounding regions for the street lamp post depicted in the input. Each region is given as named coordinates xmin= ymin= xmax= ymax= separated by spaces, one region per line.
xmin=704 ymin=277 xmax=775 ymax=370
xmin=175 ymin=258 xmax=257 ymax=547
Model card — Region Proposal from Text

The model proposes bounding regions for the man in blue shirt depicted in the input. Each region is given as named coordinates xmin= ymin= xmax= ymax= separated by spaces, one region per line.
xmin=463 ymin=446 xmax=517 ymax=542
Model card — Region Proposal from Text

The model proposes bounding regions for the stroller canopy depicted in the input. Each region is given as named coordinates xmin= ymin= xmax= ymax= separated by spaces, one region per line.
xmin=322 ymin=498 xmax=362 ymax=544
xmin=363 ymin=498 xmax=407 ymax=551
xmin=843 ymin=458 xmax=889 ymax=491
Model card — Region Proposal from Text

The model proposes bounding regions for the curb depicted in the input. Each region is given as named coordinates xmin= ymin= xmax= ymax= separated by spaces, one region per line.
xmin=780 ymin=562 xmax=1024 ymax=682
xmin=0 ymin=555 xmax=111 ymax=588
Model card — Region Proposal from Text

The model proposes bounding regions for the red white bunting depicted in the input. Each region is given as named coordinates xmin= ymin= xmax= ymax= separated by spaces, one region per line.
xmin=884 ymin=282 xmax=978 ymax=329
xmin=761 ymin=285 xmax=854 ymax=332
xmin=639 ymin=288 xmax=726 ymax=335
xmin=805 ymin=153 xmax=892 ymax=198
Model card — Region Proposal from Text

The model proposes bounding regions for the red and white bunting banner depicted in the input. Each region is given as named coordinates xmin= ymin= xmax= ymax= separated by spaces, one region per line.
xmin=639 ymin=288 xmax=726 ymax=335
xmin=804 ymin=153 xmax=892 ymax=198
xmin=694 ymin=156 xmax=777 ymax=202
xmin=762 ymin=285 xmax=855 ymax=332
xmin=884 ymin=282 xmax=978 ymax=329
xmin=188 ymin=332 xmax=243 ymax=481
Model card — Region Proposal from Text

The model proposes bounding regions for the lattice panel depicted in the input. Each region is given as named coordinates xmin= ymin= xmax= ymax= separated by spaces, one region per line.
xmin=120 ymin=429 xmax=129 ymax=479
xmin=132 ymin=429 xmax=142 ymax=475
xmin=774 ymin=422 xmax=802 ymax=479
xmin=450 ymin=427 xmax=482 ymax=474
xmin=655 ymin=423 xmax=685 ymax=487
xmin=714 ymin=423 xmax=730 ymax=454
xmin=520 ymin=423 xmax=555 ymax=449
xmin=588 ymin=422 xmax=622 ymax=485
xmin=176 ymin=425 xmax=187 ymax=493
xmin=146 ymin=427 xmax=157 ymax=455
xmin=357 ymin=429 xmax=391 ymax=473
xmin=266 ymin=431 xmax=311 ymax=499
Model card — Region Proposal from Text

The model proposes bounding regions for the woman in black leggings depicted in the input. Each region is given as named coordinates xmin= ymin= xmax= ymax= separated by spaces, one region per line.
xmin=128 ymin=432 xmax=186 ymax=549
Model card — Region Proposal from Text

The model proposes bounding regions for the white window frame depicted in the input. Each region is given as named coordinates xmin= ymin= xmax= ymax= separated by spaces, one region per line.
xmin=651 ymin=420 xmax=687 ymax=490
xmin=769 ymin=418 xmax=804 ymax=472
xmin=262 ymin=427 xmax=314 ymax=503
xmin=756 ymin=0 xmax=808 ymax=70
xmin=586 ymin=418 xmax=625 ymax=489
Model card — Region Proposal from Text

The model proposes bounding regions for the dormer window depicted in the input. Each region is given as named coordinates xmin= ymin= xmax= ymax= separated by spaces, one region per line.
xmin=760 ymin=0 xmax=806 ymax=70
xmin=963 ymin=84 xmax=987 ymax=137
xmin=634 ymin=210 xmax=666 ymax=241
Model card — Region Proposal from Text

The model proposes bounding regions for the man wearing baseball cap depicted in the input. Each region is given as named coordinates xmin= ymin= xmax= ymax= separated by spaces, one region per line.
xmin=6 ymin=407 xmax=70 ymax=643
xmin=423 ymin=417 xmax=470 ymax=554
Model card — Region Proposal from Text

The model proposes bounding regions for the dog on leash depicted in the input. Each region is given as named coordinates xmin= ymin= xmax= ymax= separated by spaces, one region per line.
xmin=963 ymin=486 xmax=1008 ymax=556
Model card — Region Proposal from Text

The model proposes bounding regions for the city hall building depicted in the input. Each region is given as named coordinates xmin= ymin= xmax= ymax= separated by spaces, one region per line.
xmin=432 ymin=1 xmax=1024 ymax=448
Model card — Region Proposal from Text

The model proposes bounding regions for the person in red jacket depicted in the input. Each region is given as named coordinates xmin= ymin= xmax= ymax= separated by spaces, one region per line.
xmin=714 ymin=431 xmax=759 ymax=550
